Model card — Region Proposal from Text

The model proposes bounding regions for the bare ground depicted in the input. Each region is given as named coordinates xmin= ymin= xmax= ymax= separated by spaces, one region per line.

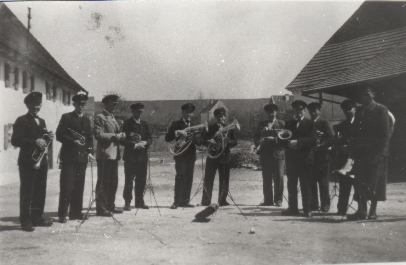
xmin=1 ymin=157 xmax=406 ymax=265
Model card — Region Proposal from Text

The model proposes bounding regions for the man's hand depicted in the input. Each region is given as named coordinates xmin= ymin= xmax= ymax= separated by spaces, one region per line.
xmin=175 ymin=130 xmax=187 ymax=138
xmin=35 ymin=138 xmax=47 ymax=149
xmin=88 ymin=153 xmax=95 ymax=162
xmin=134 ymin=141 xmax=147 ymax=150
xmin=208 ymin=139 xmax=216 ymax=145
xmin=47 ymin=131 xmax=54 ymax=139
xmin=288 ymin=140 xmax=298 ymax=149
xmin=73 ymin=139 xmax=84 ymax=146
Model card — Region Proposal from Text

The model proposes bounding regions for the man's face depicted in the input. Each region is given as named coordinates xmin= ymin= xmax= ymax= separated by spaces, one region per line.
xmin=182 ymin=111 xmax=194 ymax=122
xmin=309 ymin=108 xmax=320 ymax=120
xmin=73 ymin=100 xmax=87 ymax=114
xmin=294 ymin=106 xmax=305 ymax=119
xmin=216 ymin=114 xmax=227 ymax=125
xmin=27 ymin=103 xmax=41 ymax=115
xmin=105 ymin=100 xmax=119 ymax=113
xmin=266 ymin=110 xmax=277 ymax=120
xmin=358 ymin=89 xmax=374 ymax=106
xmin=132 ymin=108 xmax=143 ymax=119
xmin=344 ymin=107 xmax=356 ymax=120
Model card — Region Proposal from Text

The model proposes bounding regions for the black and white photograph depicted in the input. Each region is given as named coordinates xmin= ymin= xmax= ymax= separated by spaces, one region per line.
xmin=0 ymin=0 xmax=406 ymax=264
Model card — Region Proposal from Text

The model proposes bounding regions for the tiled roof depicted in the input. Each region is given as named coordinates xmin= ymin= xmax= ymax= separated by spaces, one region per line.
xmin=0 ymin=4 xmax=86 ymax=93
xmin=286 ymin=26 xmax=406 ymax=93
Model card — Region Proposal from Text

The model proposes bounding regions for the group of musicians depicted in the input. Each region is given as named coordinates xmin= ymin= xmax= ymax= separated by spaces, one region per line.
xmin=12 ymin=86 xmax=393 ymax=232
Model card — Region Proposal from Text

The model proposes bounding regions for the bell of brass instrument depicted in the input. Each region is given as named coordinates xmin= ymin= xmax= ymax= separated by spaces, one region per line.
xmin=277 ymin=129 xmax=293 ymax=141
xmin=255 ymin=125 xmax=292 ymax=154
xmin=169 ymin=122 xmax=208 ymax=156
xmin=207 ymin=119 xmax=240 ymax=159
xmin=32 ymin=132 xmax=52 ymax=169
xmin=67 ymin=128 xmax=86 ymax=146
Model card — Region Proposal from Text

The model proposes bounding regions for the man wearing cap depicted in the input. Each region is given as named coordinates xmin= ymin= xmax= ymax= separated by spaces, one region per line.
xmin=201 ymin=107 xmax=238 ymax=207
xmin=282 ymin=100 xmax=314 ymax=217
xmin=11 ymin=92 xmax=54 ymax=231
xmin=122 ymin=103 xmax=152 ymax=210
xmin=165 ymin=103 xmax=198 ymax=209
xmin=333 ymin=99 xmax=359 ymax=216
xmin=254 ymin=103 xmax=286 ymax=207
xmin=56 ymin=92 xmax=94 ymax=223
xmin=307 ymin=102 xmax=335 ymax=213
xmin=349 ymin=87 xmax=392 ymax=220
xmin=94 ymin=94 xmax=126 ymax=216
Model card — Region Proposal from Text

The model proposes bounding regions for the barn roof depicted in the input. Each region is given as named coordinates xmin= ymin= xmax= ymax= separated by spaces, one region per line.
xmin=286 ymin=26 xmax=406 ymax=94
xmin=0 ymin=3 xmax=86 ymax=93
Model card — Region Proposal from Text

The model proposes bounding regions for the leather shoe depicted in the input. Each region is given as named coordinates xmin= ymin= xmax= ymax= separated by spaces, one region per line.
xmin=70 ymin=214 xmax=87 ymax=221
xmin=347 ymin=211 xmax=367 ymax=221
xmin=96 ymin=210 xmax=111 ymax=217
xmin=368 ymin=213 xmax=378 ymax=220
xmin=135 ymin=204 xmax=149 ymax=209
xmin=321 ymin=206 xmax=330 ymax=213
xmin=58 ymin=217 xmax=67 ymax=223
xmin=170 ymin=203 xmax=178 ymax=209
xmin=281 ymin=208 xmax=300 ymax=216
xmin=303 ymin=212 xmax=313 ymax=218
xmin=259 ymin=202 xmax=274 ymax=206
xmin=21 ymin=222 xmax=35 ymax=232
xmin=180 ymin=203 xmax=194 ymax=208
xmin=123 ymin=202 xmax=131 ymax=211
xmin=110 ymin=208 xmax=123 ymax=214
xmin=219 ymin=201 xmax=230 ymax=206
xmin=275 ymin=201 xmax=282 ymax=207
xmin=32 ymin=219 xmax=53 ymax=227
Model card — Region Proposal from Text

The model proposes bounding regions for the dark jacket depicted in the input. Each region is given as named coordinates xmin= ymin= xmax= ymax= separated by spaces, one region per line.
xmin=56 ymin=111 xmax=93 ymax=163
xmin=11 ymin=113 xmax=48 ymax=166
xmin=254 ymin=119 xmax=286 ymax=158
xmin=354 ymin=101 xmax=392 ymax=158
xmin=165 ymin=119 xmax=197 ymax=158
xmin=285 ymin=117 xmax=314 ymax=153
xmin=122 ymin=118 xmax=152 ymax=162
xmin=203 ymin=122 xmax=237 ymax=162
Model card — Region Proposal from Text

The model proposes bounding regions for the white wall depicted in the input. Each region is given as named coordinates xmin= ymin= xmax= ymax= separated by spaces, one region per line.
xmin=0 ymin=56 xmax=74 ymax=174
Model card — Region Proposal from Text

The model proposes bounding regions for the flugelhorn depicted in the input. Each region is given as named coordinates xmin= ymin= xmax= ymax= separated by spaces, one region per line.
xmin=169 ymin=122 xmax=208 ymax=156
xmin=207 ymin=119 xmax=240 ymax=159
xmin=32 ymin=132 xmax=52 ymax=169
xmin=67 ymin=128 xmax=86 ymax=146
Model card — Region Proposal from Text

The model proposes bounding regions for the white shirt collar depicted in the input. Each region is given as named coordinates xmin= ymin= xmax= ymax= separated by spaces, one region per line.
xmin=133 ymin=117 xmax=141 ymax=124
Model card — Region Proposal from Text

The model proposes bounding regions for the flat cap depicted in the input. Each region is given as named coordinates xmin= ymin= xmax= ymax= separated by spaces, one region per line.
xmin=264 ymin=103 xmax=278 ymax=113
xmin=24 ymin=91 xmax=43 ymax=105
xmin=307 ymin=102 xmax=322 ymax=111
xmin=130 ymin=102 xmax=144 ymax=110
xmin=213 ymin=107 xmax=227 ymax=117
xmin=181 ymin=103 xmax=195 ymax=113
xmin=102 ymin=94 xmax=119 ymax=104
xmin=291 ymin=100 xmax=307 ymax=109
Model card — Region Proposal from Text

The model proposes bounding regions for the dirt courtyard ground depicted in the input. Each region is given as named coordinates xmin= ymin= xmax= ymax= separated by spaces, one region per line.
xmin=1 ymin=156 xmax=406 ymax=265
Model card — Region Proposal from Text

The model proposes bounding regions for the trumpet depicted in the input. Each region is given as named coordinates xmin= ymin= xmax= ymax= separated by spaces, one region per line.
xmin=207 ymin=119 xmax=240 ymax=159
xmin=126 ymin=132 xmax=147 ymax=149
xmin=32 ymin=132 xmax=53 ymax=169
xmin=67 ymin=128 xmax=86 ymax=146
xmin=169 ymin=122 xmax=208 ymax=156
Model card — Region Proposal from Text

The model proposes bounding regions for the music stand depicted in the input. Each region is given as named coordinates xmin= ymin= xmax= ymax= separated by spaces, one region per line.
xmin=75 ymin=159 xmax=122 ymax=233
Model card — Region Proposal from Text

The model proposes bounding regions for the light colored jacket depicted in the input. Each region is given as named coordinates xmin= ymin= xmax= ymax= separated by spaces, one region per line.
xmin=94 ymin=110 xmax=122 ymax=160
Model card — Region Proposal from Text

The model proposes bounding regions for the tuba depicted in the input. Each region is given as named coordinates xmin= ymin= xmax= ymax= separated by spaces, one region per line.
xmin=32 ymin=132 xmax=53 ymax=169
xmin=207 ymin=119 xmax=240 ymax=159
xmin=169 ymin=122 xmax=208 ymax=156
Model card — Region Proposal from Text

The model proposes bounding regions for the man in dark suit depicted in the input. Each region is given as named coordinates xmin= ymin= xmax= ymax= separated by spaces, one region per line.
xmin=333 ymin=99 xmax=358 ymax=216
xmin=282 ymin=100 xmax=314 ymax=217
xmin=11 ymin=92 xmax=54 ymax=231
xmin=122 ymin=103 xmax=152 ymax=210
xmin=94 ymin=94 xmax=126 ymax=216
xmin=254 ymin=103 xmax=286 ymax=207
xmin=307 ymin=102 xmax=335 ymax=212
xmin=349 ymin=86 xmax=392 ymax=220
xmin=56 ymin=93 xmax=94 ymax=223
xmin=201 ymin=107 xmax=238 ymax=207
xmin=165 ymin=103 xmax=197 ymax=209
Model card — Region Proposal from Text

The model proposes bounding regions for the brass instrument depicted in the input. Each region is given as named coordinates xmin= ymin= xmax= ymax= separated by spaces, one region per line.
xmin=169 ymin=122 xmax=208 ymax=156
xmin=67 ymin=128 xmax=86 ymax=146
xmin=255 ymin=120 xmax=292 ymax=154
xmin=32 ymin=132 xmax=53 ymax=169
xmin=207 ymin=119 xmax=240 ymax=159
xmin=127 ymin=132 xmax=147 ymax=149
